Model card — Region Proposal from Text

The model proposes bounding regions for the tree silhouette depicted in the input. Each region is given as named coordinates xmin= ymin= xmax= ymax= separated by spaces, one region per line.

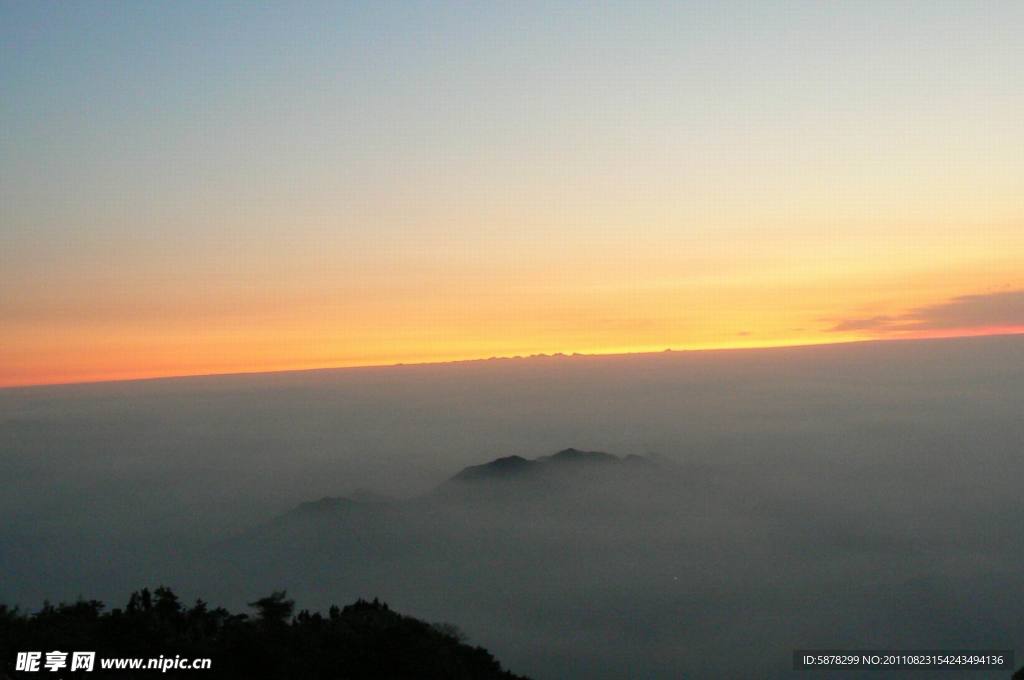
xmin=247 ymin=591 xmax=293 ymax=626
xmin=0 ymin=586 xmax=528 ymax=679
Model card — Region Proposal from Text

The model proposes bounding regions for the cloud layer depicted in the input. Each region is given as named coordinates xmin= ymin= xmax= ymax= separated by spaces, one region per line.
xmin=831 ymin=289 xmax=1024 ymax=334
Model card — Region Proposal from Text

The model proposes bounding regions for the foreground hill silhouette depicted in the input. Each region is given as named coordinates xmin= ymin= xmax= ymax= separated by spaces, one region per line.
xmin=0 ymin=587 xmax=528 ymax=679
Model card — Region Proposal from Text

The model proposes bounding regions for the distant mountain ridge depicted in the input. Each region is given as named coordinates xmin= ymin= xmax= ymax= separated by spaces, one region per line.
xmin=450 ymin=447 xmax=649 ymax=483
xmin=272 ymin=448 xmax=659 ymax=522
xmin=451 ymin=454 xmax=537 ymax=481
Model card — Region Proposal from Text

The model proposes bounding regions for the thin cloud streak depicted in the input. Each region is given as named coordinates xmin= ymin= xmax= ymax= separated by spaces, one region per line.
xmin=830 ymin=289 xmax=1024 ymax=334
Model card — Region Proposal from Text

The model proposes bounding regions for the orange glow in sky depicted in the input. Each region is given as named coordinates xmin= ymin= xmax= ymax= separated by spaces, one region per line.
xmin=3 ymin=3 xmax=1023 ymax=387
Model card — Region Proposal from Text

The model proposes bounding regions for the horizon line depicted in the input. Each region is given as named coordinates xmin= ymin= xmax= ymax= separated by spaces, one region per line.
xmin=4 ymin=330 xmax=1023 ymax=392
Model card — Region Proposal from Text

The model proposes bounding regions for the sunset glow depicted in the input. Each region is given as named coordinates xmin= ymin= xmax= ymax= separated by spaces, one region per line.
xmin=3 ymin=2 xmax=1023 ymax=387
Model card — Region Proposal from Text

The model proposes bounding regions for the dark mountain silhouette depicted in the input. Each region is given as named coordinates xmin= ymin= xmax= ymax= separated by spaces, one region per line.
xmin=445 ymin=447 xmax=651 ymax=486
xmin=449 ymin=454 xmax=538 ymax=481
xmin=0 ymin=587 xmax=528 ymax=679
xmin=537 ymin=447 xmax=620 ymax=464
xmin=261 ymin=448 xmax=663 ymax=523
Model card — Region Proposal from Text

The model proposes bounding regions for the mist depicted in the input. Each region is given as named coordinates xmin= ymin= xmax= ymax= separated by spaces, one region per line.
xmin=2 ymin=334 xmax=1023 ymax=678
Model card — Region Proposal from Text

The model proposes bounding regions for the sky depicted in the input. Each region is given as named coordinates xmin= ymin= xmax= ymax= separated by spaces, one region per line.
xmin=2 ymin=1 xmax=1023 ymax=387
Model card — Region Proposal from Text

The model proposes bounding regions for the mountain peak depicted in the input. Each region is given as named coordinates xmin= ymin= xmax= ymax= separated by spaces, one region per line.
xmin=544 ymin=448 xmax=619 ymax=464
xmin=448 ymin=448 xmax=648 ymax=486
xmin=450 ymin=454 xmax=537 ymax=481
